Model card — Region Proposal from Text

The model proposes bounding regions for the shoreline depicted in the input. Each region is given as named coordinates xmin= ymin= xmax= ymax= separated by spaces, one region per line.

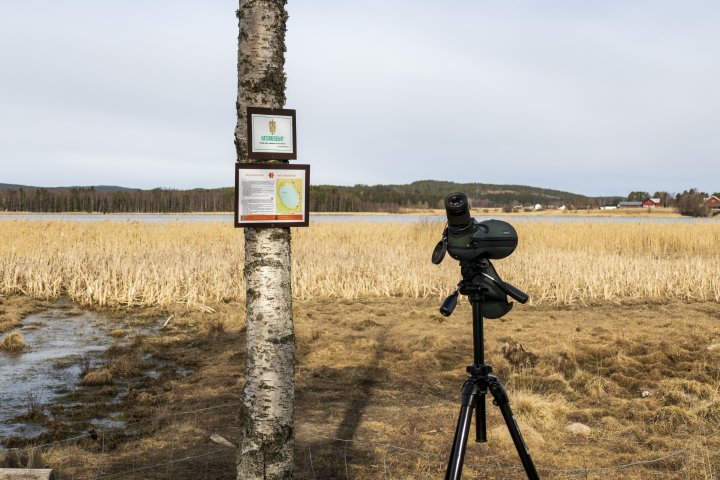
xmin=0 ymin=208 xmax=693 ymax=219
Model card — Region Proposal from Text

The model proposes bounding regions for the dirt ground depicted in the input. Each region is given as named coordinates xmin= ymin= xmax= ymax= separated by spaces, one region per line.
xmin=2 ymin=297 xmax=720 ymax=479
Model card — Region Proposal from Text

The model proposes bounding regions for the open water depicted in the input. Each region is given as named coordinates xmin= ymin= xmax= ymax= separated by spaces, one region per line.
xmin=0 ymin=213 xmax=716 ymax=223
xmin=0 ymin=302 xmax=165 ymax=440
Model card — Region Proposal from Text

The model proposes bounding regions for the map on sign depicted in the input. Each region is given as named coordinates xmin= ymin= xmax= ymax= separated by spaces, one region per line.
xmin=276 ymin=180 xmax=302 ymax=213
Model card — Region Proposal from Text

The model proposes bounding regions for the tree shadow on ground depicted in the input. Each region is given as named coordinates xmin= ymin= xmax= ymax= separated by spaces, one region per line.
xmin=294 ymin=335 xmax=387 ymax=480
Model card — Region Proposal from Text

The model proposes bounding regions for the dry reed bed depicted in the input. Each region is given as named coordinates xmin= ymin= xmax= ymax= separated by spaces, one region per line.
xmin=0 ymin=219 xmax=718 ymax=309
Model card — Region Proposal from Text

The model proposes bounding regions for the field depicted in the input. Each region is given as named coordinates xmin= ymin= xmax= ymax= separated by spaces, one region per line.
xmin=1 ymin=218 xmax=720 ymax=479
xmin=0 ymin=220 xmax=719 ymax=308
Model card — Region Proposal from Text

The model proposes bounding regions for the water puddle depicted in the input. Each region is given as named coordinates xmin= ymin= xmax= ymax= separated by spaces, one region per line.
xmin=0 ymin=301 xmax=180 ymax=443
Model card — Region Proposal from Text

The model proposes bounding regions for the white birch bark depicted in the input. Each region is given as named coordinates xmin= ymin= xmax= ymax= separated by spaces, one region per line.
xmin=235 ymin=1 xmax=295 ymax=479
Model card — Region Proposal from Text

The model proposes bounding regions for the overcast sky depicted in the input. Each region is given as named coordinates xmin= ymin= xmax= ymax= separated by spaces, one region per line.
xmin=1 ymin=1 xmax=718 ymax=196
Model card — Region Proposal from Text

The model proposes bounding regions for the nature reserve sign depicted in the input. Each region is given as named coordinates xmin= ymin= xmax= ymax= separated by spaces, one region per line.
xmin=246 ymin=107 xmax=297 ymax=160
xmin=234 ymin=163 xmax=310 ymax=228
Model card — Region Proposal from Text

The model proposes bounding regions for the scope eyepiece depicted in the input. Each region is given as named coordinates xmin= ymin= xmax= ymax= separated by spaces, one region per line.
xmin=444 ymin=192 xmax=472 ymax=229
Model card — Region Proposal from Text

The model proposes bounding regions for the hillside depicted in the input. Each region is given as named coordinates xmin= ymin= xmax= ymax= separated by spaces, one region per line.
xmin=0 ymin=183 xmax=35 ymax=192
xmin=0 ymin=180 xmax=620 ymax=213
xmin=311 ymin=180 xmax=621 ymax=212
xmin=0 ymin=183 xmax=135 ymax=193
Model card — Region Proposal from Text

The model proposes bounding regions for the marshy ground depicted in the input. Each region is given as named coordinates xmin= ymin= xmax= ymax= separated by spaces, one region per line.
xmin=0 ymin=219 xmax=718 ymax=477
xmin=2 ymin=296 xmax=719 ymax=479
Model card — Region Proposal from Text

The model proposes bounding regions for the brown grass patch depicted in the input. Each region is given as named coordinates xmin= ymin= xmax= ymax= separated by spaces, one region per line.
xmin=0 ymin=447 xmax=44 ymax=469
xmin=4 ymin=287 xmax=720 ymax=478
xmin=0 ymin=295 xmax=47 ymax=331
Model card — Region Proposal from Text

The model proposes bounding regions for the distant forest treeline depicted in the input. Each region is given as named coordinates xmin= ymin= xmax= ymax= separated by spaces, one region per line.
xmin=310 ymin=181 xmax=614 ymax=212
xmin=0 ymin=181 xmax=619 ymax=213
xmin=0 ymin=186 xmax=232 ymax=213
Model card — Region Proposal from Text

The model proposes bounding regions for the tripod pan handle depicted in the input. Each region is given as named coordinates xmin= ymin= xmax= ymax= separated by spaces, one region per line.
xmin=501 ymin=282 xmax=529 ymax=304
xmin=482 ymin=273 xmax=529 ymax=304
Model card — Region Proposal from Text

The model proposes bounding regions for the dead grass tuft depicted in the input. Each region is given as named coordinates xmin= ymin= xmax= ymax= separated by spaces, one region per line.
xmin=655 ymin=406 xmax=699 ymax=432
xmin=513 ymin=372 xmax=572 ymax=394
xmin=569 ymin=368 xmax=623 ymax=400
xmin=22 ymin=390 xmax=45 ymax=420
xmin=0 ymin=331 xmax=26 ymax=352
xmin=657 ymin=378 xmax=715 ymax=406
xmin=554 ymin=350 xmax=579 ymax=379
xmin=204 ymin=318 xmax=226 ymax=340
xmin=501 ymin=340 xmax=538 ymax=367
xmin=110 ymin=328 xmax=125 ymax=338
xmin=81 ymin=368 xmax=113 ymax=386
xmin=109 ymin=350 xmax=144 ymax=377
xmin=511 ymin=390 xmax=568 ymax=431
xmin=135 ymin=392 xmax=159 ymax=405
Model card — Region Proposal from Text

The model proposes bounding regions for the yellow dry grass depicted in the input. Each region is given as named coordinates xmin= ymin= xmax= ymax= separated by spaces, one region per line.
xmin=0 ymin=219 xmax=718 ymax=309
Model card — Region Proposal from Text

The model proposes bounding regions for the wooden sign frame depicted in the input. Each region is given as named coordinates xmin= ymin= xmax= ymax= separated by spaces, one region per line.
xmin=246 ymin=107 xmax=297 ymax=160
xmin=234 ymin=163 xmax=310 ymax=228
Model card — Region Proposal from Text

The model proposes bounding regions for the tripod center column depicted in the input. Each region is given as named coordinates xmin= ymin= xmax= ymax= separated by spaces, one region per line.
xmin=469 ymin=290 xmax=485 ymax=367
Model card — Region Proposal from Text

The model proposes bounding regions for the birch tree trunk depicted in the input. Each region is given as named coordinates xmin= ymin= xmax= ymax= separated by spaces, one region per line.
xmin=235 ymin=1 xmax=295 ymax=479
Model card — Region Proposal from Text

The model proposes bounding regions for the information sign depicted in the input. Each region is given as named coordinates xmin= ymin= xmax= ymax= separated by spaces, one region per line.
xmin=235 ymin=163 xmax=310 ymax=228
xmin=247 ymin=107 xmax=297 ymax=160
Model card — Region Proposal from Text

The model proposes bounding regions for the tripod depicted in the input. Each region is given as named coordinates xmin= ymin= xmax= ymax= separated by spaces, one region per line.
xmin=443 ymin=261 xmax=540 ymax=480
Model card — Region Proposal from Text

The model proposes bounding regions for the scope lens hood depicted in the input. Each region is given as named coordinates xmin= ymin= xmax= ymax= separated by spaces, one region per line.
xmin=444 ymin=192 xmax=472 ymax=228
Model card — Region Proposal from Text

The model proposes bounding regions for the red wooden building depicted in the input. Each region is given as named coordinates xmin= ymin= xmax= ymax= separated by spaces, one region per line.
xmin=705 ymin=195 xmax=720 ymax=208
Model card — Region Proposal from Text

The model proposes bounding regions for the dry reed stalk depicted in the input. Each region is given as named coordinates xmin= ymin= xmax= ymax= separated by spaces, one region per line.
xmin=0 ymin=219 xmax=718 ymax=308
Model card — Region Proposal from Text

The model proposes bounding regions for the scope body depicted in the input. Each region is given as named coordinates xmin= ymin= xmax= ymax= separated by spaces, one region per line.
xmin=444 ymin=193 xmax=518 ymax=261
xmin=446 ymin=219 xmax=518 ymax=261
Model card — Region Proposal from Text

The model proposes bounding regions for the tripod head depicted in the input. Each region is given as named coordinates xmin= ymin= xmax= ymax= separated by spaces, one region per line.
xmin=440 ymin=258 xmax=529 ymax=318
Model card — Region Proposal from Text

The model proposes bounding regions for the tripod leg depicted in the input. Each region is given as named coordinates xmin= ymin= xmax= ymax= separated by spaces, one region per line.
xmin=475 ymin=392 xmax=487 ymax=443
xmin=487 ymin=376 xmax=540 ymax=480
xmin=445 ymin=378 xmax=478 ymax=480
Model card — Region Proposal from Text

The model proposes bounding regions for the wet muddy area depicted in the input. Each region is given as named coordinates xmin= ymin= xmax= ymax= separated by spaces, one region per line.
xmin=0 ymin=299 xmax=193 ymax=448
